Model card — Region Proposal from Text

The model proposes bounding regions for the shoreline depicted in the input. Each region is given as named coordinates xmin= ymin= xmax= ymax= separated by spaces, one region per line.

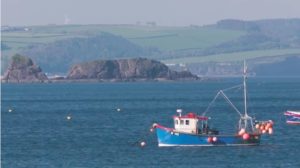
xmin=1 ymin=77 xmax=208 ymax=84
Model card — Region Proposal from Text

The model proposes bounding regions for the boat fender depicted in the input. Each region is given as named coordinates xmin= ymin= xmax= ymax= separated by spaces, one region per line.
xmin=268 ymin=128 xmax=273 ymax=134
xmin=265 ymin=123 xmax=271 ymax=130
xmin=260 ymin=125 xmax=265 ymax=132
xmin=152 ymin=123 xmax=157 ymax=128
xmin=207 ymin=137 xmax=213 ymax=143
xmin=269 ymin=120 xmax=274 ymax=125
xmin=242 ymin=133 xmax=250 ymax=140
xmin=212 ymin=137 xmax=217 ymax=142
xmin=238 ymin=128 xmax=246 ymax=136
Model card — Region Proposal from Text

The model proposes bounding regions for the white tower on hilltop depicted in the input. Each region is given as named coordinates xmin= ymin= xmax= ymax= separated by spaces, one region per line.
xmin=64 ymin=15 xmax=71 ymax=25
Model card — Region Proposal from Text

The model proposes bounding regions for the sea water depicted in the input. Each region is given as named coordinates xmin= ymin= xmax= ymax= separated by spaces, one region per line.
xmin=2 ymin=78 xmax=300 ymax=168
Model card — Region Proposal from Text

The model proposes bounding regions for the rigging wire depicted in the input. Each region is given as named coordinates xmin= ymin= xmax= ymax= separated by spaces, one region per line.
xmin=201 ymin=84 xmax=243 ymax=116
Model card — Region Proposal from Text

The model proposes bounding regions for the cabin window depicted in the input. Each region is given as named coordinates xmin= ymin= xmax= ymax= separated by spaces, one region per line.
xmin=175 ymin=120 xmax=178 ymax=125
xmin=180 ymin=120 xmax=184 ymax=125
xmin=185 ymin=120 xmax=190 ymax=125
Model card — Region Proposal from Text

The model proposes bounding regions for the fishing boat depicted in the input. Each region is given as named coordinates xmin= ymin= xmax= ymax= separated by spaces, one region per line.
xmin=152 ymin=61 xmax=273 ymax=147
xmin=284 ymin=111 xmax=300 ymax=125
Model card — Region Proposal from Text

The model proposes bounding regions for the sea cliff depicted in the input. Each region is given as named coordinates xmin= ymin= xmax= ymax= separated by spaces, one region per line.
xmin=67 ymin=58 xmax=198 ymax=81
xmin=2 ymin=54 xmax=48 ymax=83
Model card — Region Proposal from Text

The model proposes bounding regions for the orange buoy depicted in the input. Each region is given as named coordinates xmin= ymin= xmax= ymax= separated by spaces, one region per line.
xmin=207 ymin=137 xmax=213 ymax=143
xmin=268 ymin=128 xmax=273 ymax=134
xmin=238 ymin=128 xmax=246 ymax=136
xmin=269 ymin=122 xmax=273 ymax=128
xmin=242 ymin=133 xmax=250 ymax=140
xmin=212 ymin=137 xmax=218 ymax=142
xmin=265 ymin=123 xmax=271 ymax=130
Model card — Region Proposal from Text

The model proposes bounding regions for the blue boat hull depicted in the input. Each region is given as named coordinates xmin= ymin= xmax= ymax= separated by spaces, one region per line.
xmin=156 ymin=126 xmax=260 ymax=147
xmin=286 ymin=115 xmax=300 ymax=124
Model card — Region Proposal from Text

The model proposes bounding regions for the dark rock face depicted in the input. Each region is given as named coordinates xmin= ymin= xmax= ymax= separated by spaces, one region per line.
xmin=67 ymin=58 xmax=198 ymax=81
xmin=2 ymin=54 xmax=48 ymax=83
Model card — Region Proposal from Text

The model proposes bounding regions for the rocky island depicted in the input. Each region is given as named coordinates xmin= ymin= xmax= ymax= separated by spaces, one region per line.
xmin=2 ymin=54 xmax=48 ymax=83
xmin=67 ymin=58 xmax=198 ymax=81
xmin=2 ymin=56 xmax=198 ymax=83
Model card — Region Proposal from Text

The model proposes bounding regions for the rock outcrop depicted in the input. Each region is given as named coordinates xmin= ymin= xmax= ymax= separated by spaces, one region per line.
xmin=2 ymin=54 xmax=48 ymax=83
xmin=67 ymin=58 xmax=198 ymax=81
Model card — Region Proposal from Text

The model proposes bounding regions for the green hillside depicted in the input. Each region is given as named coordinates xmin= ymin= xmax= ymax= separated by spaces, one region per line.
xmin=2 ymin=19 xmax=300 ymax=75
xmin=1 ymin=24 xmax=245 ymax=73
xmin=162 ymin=48 xmax=300 ymax=64
xmin=2 ymin=24 xmax=245 ymax=51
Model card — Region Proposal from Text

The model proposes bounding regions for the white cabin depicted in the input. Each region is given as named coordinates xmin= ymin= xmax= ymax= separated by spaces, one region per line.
xmin=173 ymin=112 xmax=208 ymax=134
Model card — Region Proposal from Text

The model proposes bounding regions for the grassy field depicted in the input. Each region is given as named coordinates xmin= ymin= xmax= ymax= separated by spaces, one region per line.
xmin=2 ymin=24 xmax=245 ymax=53
xmin=129 ymin=27 xmax=244 ymax=50
xmin=3 ymin=24 xmax=300 ymax=74
xmin=162 ymin=48 xmax=300 ymax=64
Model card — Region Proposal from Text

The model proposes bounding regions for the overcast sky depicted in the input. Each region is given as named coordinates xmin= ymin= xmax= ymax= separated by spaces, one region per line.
xmin=2 ymin=0 xmax=300 ymax=26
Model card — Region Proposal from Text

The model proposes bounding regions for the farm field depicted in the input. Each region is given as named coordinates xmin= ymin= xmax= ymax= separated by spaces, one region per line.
xmin=2 ymin=24 xmax=245 ymax=52
xmin=162 ymin=48 xmax=300 ymax=64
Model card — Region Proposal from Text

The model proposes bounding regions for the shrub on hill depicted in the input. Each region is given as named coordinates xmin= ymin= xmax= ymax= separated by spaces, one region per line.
xmin=22 ymin=33 xmax=160 ymax=73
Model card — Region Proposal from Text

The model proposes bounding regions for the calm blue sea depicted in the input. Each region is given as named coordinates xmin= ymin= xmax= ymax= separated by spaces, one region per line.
xmin=2 ymin=78 xmax=300 ymax=168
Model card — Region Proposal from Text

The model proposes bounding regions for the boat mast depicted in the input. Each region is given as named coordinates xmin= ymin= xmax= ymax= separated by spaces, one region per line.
xmin=242 ymin=60 xmax=255 ymax=132
xmin=243 ymin=60 xmax=248 ymax=117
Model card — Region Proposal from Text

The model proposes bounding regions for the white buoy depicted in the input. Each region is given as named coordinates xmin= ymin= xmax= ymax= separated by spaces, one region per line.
xmin=66 ymin=115 xmax=72 ymax=120
xmin=117 ymin=108 xmax=121 ymax=112
xmin=8 ymin=109 xmax=13 ymax=113
xmin=140 ymin=141 xmax=146 ymax=147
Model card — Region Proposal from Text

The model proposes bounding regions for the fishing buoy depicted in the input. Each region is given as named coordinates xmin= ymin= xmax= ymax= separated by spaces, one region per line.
xmin=260 ymin=126 xmax=265 ymax=131
xmin=255 ymin=124 xmax=260 ymax=129
xmin=242 ymin=133 xmax=250 ymax=140
xmin=212 ymin=137 xmax=217 ymax=142
xmin=116 ymin=108 xmax=121 ymax=112
xmin=269 ymin=122 xmax=273 ymax=128
xmin=269 ymin=120 xmax=274 ymax=125
xmin=140 ymin=141 xmax=146 ymax=147
xmin=207 ymin=137 xmax=213 ymax=143
xmin=238 ymin=128 xmax=246 ymax=136
xmin=268 ymin=128 xmax=273 ymax=134
xmin=265 ymin=123 xmax=271 ymax=130
xmin=66 ymin=115 xmax=72 ymax=120
xmin=8 ymin=109 xmax=13 ymax=113
xmin=262 ymin=130 xmax=266 ymax=134
xmin=150 ymin=128 xmax=154 ymax=132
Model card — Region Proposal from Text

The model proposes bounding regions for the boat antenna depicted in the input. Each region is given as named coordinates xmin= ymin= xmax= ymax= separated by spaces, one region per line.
xmin=176 ymin=109 xmax=182 ymax=117
xmin=243 ymin=60 xmax=248 ymax=117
